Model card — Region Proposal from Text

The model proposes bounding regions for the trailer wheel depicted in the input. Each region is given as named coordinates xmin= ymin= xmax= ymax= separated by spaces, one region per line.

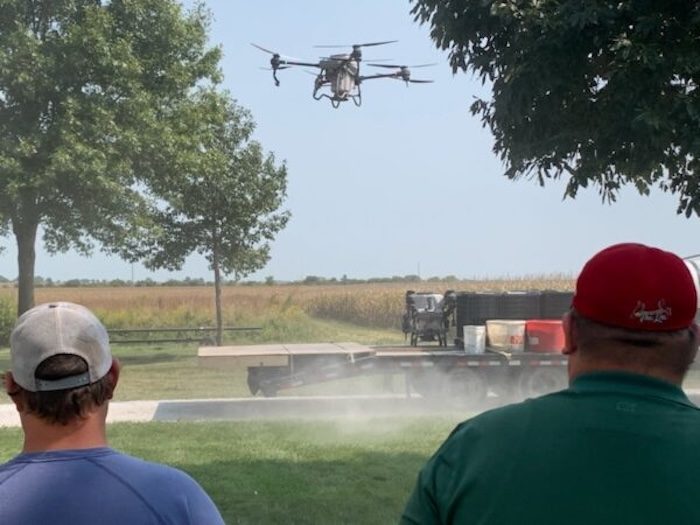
xmin=261 ymin=385 xmax=278 ymax=398
xmin=518 ymin=367 xmax=567 ymax=399
xmin=445 ymin=368 xmax=487 ymax=409
xmin=247 ymin=370 xmax=261 ymax=396
xmin=408 ymin=370 xmax=438 ymax=397
xmin=488 ymin=375 xmax=518 ymax=405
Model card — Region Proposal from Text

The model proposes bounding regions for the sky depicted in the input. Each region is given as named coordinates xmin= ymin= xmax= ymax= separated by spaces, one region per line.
xmin=1 ymin=0 xmax=699 ymax=283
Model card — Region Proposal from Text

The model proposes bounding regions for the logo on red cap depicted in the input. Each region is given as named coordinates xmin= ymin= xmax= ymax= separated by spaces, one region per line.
xmin=631 ymin=300 xmax=672 ymax=325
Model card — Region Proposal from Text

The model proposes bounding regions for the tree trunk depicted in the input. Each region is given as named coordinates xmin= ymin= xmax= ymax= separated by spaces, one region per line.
xmin=213 ymin=244 xmax=223 ymax=346
xmin=14 ymin=220 xmax=39 ymax=315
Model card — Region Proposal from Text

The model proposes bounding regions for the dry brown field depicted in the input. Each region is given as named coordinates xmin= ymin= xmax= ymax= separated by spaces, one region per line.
xmin=0 ymin=276 xmax=574 ymax=329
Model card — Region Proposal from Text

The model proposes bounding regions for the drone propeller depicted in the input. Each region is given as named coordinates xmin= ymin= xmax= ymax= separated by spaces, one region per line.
xmin=250 ymin=43 xmax=306 ymax=61
xmin=313 ymin=40 xmax=397 ymax=49
xmin=315 ymin=40 xmax=397 ymax=61
xmin=252 ymin=43 xmax=306 ymax=86
xmin=251 ymin=43 xmax=277 ymax=55
xmin=405 ymin=79 xmax=434 ymax=84
xmin=366 ymin=63 xmax=437 ymax=69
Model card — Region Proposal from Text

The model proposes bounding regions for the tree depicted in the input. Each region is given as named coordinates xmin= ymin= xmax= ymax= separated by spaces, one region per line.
xmin=0 ymin=0 xmax=221 ymax=314
xmin=410 ymin=1 xmax=700 ymax=216
xmin=139 ymin=90 xmax=289 ymax=345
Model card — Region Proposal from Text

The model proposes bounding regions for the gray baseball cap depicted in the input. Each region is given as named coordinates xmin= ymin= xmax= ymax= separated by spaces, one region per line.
xmin=10 ymin=302 xmax=112 ymax=392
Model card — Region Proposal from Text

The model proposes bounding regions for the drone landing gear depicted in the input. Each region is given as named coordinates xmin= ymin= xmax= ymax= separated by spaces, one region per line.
xmin=313 ymin=91 xmax=345 ymax=109
xmin=312 ymin=92 xmax=362 ymax=108
xmin=352 ymin=85 xmax=362 ymax=107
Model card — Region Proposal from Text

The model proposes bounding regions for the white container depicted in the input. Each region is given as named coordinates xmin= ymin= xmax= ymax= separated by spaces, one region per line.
xmin=463 ymin=325 xmax=486 ymax=354
xmin=486 ymin=320 xmax=526 ymax=352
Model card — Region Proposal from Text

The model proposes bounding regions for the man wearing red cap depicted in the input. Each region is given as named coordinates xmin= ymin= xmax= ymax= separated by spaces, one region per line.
xmin=401 ymin=243 xmax=700 ymax=525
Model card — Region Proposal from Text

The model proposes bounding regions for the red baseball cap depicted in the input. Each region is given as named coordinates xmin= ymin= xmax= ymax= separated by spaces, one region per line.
xmin=572 ymin=243 xmax=697 ymax=331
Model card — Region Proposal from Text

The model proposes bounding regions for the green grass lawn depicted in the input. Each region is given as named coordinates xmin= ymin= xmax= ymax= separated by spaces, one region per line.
xmin=0 ymin=417 xmax=462 ymax=525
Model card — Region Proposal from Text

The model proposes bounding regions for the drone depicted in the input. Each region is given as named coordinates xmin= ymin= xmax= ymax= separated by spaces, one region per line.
xmin=251 ymin=41 xmax=434 ymax=108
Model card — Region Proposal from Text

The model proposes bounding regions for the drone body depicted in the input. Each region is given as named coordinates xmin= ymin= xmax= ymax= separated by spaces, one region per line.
xmin=252 ymin=41 xmax=433 ymax=108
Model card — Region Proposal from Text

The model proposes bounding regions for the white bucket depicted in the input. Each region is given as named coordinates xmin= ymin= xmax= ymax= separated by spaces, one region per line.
xmin=486 ymin=320 xmax=526 ymax=352
xmin=463 ymin=325 xmax=486 ymax=354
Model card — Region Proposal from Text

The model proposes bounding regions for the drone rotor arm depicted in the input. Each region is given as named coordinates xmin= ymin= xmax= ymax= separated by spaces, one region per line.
xmin=278 ymin=60 xmax=323 ymax=68
xmin=358 ymin=73 xmax=400 ymax=81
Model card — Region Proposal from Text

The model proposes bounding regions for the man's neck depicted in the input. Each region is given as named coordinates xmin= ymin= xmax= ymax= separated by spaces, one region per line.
xmin=20 ymin=407 xmax=109 ymax=453
xmin=569 ymin=358 xmax=684 ymax=387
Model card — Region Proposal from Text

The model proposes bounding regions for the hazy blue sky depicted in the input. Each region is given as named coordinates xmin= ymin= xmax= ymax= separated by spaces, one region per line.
xmin=1 ymin=1 xmax=698 ymax=282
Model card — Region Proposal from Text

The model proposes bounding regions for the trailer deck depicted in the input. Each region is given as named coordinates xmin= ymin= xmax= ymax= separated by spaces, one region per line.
xmin=198 ymin=342 xmax=570 ymax=402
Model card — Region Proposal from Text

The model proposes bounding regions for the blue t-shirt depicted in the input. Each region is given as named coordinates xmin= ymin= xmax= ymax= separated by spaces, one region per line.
xmin=0 ymin=447 xmax=224 ymax=524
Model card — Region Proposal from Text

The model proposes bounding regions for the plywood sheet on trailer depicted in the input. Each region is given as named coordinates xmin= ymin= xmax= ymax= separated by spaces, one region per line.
xmin=198 ymin=344 xmax=289 ymax=367
xmin=279 ymin=342 xmax=374 ymax=355
xmin=197 ymin=342 xmax=374 ymax=368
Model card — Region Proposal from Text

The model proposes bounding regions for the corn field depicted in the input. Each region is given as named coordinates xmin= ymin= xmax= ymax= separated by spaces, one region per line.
xmin=0 ymin=276 xmax=574 ymax=331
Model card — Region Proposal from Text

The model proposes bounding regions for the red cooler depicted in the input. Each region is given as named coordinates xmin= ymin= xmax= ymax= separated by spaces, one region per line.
xmin=526 ymin=319 xmax=565 ymax=353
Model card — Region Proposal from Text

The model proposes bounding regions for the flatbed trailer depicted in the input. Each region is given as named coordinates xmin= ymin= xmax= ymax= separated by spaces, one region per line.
xmin=198 ymin=342 xmax=569 ymax=405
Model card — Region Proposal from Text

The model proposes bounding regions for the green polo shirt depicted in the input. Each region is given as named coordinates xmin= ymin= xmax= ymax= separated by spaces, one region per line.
xmin=401 ymin=372 xmax=700 ymax=525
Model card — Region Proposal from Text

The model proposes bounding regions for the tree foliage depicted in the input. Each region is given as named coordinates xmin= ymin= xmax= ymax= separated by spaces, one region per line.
xmin=139 ymin=90 xmax=290 ymax=343
xmin=410 ymin=0 xmax=700 ymax=216
xmin=0 ymin=0 xmax=221 ymax=313
xmin=141 ymin=90 xmax=289 ymax=278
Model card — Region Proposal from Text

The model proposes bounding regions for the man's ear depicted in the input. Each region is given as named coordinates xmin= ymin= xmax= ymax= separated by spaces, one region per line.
xmin=4 ymin=371 xmax=25 ymax=411
xmin=562 ymin=312 xmax=577 ymax=356
xmin=4 ymin=371 xmax=18 ymax=395
xmin=105 ymin=358 xmax=120 ymax=399
xmin=688 ymin=323 xmax=699 ymax=364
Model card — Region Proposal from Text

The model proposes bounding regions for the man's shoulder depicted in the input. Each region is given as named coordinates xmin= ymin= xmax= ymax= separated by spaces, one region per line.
xmin=436 ymin=398 xmax=541 ymax=453
xmin=0 ymin=448 xmax=224 ymax=524
xmin=96 ymin=450 xmax=202 ymax=488
xmin=0 ymin=448 xmax=200 ymax=491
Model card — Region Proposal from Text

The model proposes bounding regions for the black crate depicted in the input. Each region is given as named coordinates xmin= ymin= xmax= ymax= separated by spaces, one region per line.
xmin=455 ymin=291 xmax=574 ymax=338
xmin=497 ymin=292 xmax=541 ymax=319
xmin=455 ymin=293 xmax=500 ymax=336
xmin=540 ymin=291 xmax=574 ymax=319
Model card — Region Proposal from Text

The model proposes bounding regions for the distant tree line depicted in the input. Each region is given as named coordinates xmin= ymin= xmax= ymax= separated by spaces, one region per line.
xmin=0 ymin=274 xmax=462 ymax=287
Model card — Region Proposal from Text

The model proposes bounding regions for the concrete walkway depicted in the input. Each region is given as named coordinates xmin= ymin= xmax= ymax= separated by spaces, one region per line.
xmin=3 ymin=390 xmax=699 ymax=428
xmin=0 ymin=394 xmax=460 ymax=428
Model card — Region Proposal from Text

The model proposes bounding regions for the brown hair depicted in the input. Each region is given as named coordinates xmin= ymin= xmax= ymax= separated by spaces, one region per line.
xmin=570 ymin=310 xmax=698 ymax=378
xmin=18 ymin=354 xmax=113 ymax=425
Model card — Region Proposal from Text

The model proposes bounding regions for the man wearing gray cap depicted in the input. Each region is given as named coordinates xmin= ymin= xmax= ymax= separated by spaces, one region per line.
xmin=0 ymin=302 xmax=224 ymax=524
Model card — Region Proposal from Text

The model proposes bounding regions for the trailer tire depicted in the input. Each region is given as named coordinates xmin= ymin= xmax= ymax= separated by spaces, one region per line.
xmin=408 ymin=370 xmax=438 ymax=397
xmin=518 ymin=367 xmax=567 ymax=399
xmin=261 ymin=385 xmax=278 ymax=398
xmin=445 ymin=368 xmax=487 ymax=409
xmin=247 ymin=370 xmax=261 ymax=396
xmin=410 ymin=368 xmax=487 ymax=408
